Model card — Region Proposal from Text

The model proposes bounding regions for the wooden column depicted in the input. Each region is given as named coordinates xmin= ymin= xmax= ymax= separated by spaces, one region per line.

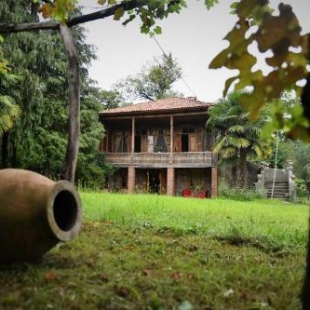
xmin=167 ymin=167 xmax=175 ymax=196
xmin=128 ymin=117 xmax=136 ymax=193
xmin=170 ymin=115 xmax=174 ymax=153
xmin=169 ymin=115 xmax=174 ymax=164
xmin=105 ymin=127 xmax=109 ymax=152
xmin=131 ymin=117 xmax=135 ymax=154
xmin=128 ymin=166 xmax=135 ymax=193
xmin=211 ymin=167 xmax=218 ymax=198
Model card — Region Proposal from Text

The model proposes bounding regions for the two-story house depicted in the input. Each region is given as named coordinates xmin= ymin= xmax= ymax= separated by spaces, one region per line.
xmin=99 ymin=97 xmax=218 ymax=197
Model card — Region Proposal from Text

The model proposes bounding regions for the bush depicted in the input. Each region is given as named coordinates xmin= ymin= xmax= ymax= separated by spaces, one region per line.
xmin=295 ymin=178 xmax=309 ymax=198
xmin=218 ymin=182 xmax=266 ymax=201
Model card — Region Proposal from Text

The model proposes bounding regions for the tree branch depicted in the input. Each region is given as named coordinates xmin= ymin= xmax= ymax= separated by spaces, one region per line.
xmin=68 ymin=0 xmax=147 ymax=27
xmin=0 ymin=20 xmax=59 ymax=33
xmin=0 ymin=0 xmax=147 ymax=34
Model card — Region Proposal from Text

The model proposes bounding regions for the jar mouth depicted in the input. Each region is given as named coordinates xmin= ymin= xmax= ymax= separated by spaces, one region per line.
xmin=47 ymin=181 xmax=82 ymax=242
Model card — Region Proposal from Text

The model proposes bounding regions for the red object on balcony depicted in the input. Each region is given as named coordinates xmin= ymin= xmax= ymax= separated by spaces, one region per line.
xmin=182 ymin=188 xmax=192 ymax=197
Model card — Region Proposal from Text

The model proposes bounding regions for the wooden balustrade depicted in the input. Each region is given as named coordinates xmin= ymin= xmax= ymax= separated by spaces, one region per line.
xmin=104 ymin=152 xmax=215 ymax=167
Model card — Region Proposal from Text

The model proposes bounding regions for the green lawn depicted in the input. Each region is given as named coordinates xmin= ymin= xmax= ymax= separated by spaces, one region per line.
xmin=0 ymin=193 xmax=309 ymax=309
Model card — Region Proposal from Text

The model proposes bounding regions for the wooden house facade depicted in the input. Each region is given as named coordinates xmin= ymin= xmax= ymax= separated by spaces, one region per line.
xmin=99 ymin=97 xmax=218 ymax=198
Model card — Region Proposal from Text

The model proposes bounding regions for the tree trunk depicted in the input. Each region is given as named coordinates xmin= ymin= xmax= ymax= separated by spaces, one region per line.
xmin=11 ymin=139 xmax=17 ymax=168
xmin=238 ymin=148 xmax=247 ymax=188
xmin=301 ymin=74 xmax=310 ymax=309
xmin=59 ymin=24 xmax=80 ymax=183
xmin=1 ymin=132 xmax=9 ymax=168
xmin=302 ymin=215 xmax=310 ymax=309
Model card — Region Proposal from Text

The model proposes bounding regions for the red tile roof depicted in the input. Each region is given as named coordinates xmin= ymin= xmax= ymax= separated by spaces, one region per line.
xmin=100 ymin=97 xmax=212 ymax=116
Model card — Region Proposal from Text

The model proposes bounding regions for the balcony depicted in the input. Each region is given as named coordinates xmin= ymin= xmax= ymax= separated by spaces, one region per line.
xmin=104 ymin=152 xmax=216 ymax=168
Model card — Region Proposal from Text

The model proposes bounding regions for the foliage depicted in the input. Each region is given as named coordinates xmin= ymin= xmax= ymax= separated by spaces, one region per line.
xmin=264 ymin=133 xmax=293 ymax=169
xmin=207 ymin=90 xmax=273 ymax=187
xmin=0 ymin=0 xmax=44 ymax=167
xmin=114 ymin=52 xmax=183 ymax=101
xmin=209 ymin=0 xmax=309 ymax=140
xmin=218 ymin=181 xmax=266 ymax=201
xmin=0 ymin=13 xmax=21 ymax=137
xmin=0 ymin=72 xmax=20 ymax=136
xmin=37 ymin=0 xmax=77 ymax=22
xmin=295 ymin=178 xmax=309 ymax=198
xmin=293 ymin=141 xmax=310 ymax=187
xmin=261 ymin=92 xmax=308 ymax=141
xmin=0 ymin=5 xmax=105 ymax=185
xmin=87 ymin=87 xmax=123 ymax=110
xmin=36 ymin=0 xmax=220 ymax=33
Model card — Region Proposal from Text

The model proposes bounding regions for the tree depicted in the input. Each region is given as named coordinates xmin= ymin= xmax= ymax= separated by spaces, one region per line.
xmin=0 ymin=0 xmax=45 ymax=168
xmin=266 ymin=134 xmax=294 ymax=169
xmin=0 ymin=3 xmax=104 ymax=184
xmin=207 ymin=91 xmax=273 ymax=188
xmin=87 ymin=87 xmax=123 ymax=110
xmin=262 ymin=93 xmax=301 ymax=169
xmin=115 ymin=53 xmax=182 ymax=101
xmin=0 ymin=90 xmax=20 ymax=168
xmin=76 ymin=83 xmax=105 ymax=186
xmin=0 ymin=77 xmax=20 ymax=136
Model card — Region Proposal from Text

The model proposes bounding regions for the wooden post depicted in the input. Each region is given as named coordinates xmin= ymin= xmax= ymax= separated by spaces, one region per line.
xmin=167 ymin=167 xmax=174 ymax=196
xmin=211 ymin=167 xmax=218 ymax=198
xmin=131 ymin=117 xmax=135 ymax=155
xmin=60 ymin=24 xmax=80 ymax=183
xmin=169 ymin=115 xmax=174 ymax=164
xmin=128 ymin=166 xmax=135 ymax=193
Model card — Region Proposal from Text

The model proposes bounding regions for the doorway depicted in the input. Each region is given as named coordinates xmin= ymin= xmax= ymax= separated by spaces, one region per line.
xmin=181 ymin=134 xmax=189 ymax=152
xmin=148 ymin=170 xmax=161 ymax=193
xmin=135 ymin=169 xmax=167 ymax=194
xmin=134 ymin=135 xmax=141 ymax=152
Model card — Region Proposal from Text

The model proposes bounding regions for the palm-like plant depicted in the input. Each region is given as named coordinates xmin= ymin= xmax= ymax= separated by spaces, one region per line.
xmin=0 ymin=95 xmax=20 ymax=135
xmin=0 ymin=54 xmax=20 ymax=135
xmin=207 ymin=91 xmax=273 ymax=188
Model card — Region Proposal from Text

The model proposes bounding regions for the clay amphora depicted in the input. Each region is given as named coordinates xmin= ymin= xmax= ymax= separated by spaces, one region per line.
xmin=0 ymin=169 xmax=82 ymax=263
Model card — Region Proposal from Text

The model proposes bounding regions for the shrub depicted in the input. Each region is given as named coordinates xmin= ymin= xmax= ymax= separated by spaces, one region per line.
xmin=295 ymin=178 xmax=309 ymax=198
xmin=218 ymin=181 xmax=266 ymax=201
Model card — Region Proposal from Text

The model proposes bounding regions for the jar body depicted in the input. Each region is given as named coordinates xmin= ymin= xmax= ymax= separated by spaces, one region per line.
xmin=0 ymin=169 xmax=82 ymax=262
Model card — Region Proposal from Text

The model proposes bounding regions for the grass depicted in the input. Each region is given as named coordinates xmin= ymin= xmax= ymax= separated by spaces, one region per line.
xmin=0 ymin=193 xmax=309 ymax=309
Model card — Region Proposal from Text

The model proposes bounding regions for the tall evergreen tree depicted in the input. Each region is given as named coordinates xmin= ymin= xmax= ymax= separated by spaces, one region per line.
xmin=0 ymin=2 xmax=104 ymax=184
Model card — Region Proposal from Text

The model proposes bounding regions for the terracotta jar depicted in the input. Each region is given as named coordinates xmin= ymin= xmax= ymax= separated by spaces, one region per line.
xmin=0 ymin=169 xmax=82 ymax=263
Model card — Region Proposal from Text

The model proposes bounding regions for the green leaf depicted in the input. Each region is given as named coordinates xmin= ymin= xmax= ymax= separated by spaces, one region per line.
xmin=122 ymin=14 xmax=136 ymax=26
xmin=153 ymin=25 xmax=162 ymax=35
xmin=204 ymin=0 xmax=219 ymax=10
xmin=223 ymin=76 xmax=238 ymax=96
xmin=209 ymin=49 xmax=229 ymax=69
xmin=113 ymin=7 xmax=124 ymax=20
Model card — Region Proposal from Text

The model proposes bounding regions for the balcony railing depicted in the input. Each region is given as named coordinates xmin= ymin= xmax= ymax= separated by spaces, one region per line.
xmin=104 ymin=152 xmax=216 ymax=167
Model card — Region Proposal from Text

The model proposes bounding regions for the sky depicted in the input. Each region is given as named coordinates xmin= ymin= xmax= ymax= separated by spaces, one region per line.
xmin=78 ymin=1 xmax=310 ymax=103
